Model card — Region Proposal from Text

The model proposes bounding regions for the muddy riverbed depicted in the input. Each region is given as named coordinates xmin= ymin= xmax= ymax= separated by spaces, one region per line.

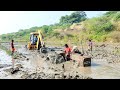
xmin=1 ymin=42 xmax=120 ymax=79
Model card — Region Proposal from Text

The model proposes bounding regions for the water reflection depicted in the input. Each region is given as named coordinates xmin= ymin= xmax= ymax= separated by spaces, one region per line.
xmin=91 ymin=62 xmax=101 ymax=67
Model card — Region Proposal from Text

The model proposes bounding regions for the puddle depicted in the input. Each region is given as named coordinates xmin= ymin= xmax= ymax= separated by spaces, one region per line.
xmin=0 ymin=49 xmax=12 ymax=65
xmin=76 ymin=60 xmax=120 ymax=79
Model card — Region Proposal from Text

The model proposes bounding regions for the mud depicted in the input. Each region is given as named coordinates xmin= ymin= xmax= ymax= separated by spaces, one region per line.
xmin=1 ymin=42 xmax=120 ymax=79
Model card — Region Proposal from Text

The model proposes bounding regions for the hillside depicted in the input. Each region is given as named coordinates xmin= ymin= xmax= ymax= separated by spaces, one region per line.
xmin=0 ymin=11 xmax=120 ymax=44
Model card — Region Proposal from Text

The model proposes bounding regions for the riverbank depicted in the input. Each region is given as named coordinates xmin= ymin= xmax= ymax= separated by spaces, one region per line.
xmin=1 ymin=42 xmax=120 ymax=79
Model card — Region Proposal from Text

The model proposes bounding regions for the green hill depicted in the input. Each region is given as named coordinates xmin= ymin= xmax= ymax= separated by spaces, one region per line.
xmin=0 ymin=11 xmax=120 ymax=44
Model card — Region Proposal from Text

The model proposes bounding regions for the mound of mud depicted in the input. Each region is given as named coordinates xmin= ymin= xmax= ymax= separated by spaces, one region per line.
xmin=21 ymin=71 xmax=92 ymax=79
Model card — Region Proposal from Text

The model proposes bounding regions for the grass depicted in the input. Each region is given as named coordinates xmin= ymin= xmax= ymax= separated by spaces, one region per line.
xmin=113 ymin=49 xmax=120 ymax=55
xmin=0 ymin=44 xmax=19 ymax=59
xmin=0 ymin=45 xmax=11 ymax=55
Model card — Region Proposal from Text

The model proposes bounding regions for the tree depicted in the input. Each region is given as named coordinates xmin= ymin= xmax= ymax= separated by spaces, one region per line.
xmin=59 ymin=11 xmax=87 ymax=25
xmin=104 ymin=11 xmax=118 ymax=17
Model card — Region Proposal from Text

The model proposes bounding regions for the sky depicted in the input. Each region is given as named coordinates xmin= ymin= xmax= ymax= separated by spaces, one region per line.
xmin=0 ymin=11 xmax=107 ymax=35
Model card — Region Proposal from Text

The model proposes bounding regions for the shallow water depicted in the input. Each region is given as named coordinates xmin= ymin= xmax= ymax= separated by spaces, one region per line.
xmin=77 ymin=60 xmax=120 ymax=79
xmin=0 ymin=49 xmax=12 ymax=65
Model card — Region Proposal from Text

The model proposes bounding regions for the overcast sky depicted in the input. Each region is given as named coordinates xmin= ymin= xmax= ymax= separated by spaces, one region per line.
xmin=0 ymin=11 xmax=107 ymax=35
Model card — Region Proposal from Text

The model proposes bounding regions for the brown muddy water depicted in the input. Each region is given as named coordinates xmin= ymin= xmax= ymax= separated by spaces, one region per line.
xmin=0 ymin=43 xmax=120 ymax=79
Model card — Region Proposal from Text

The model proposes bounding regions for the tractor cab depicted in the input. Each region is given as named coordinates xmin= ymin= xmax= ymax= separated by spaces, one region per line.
xmin=30 ymin=32 xmax=39 ymax=45
xmin=27 ymin=30 xmax=44 ymax=50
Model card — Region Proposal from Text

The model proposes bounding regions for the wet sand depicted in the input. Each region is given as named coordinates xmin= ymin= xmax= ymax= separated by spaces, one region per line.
xmin=0 ymin=43 xmax=120 ymax=79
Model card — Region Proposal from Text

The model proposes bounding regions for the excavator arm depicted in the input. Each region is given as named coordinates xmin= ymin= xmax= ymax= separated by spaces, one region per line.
xmin=37 ymin=30 xmax=44 ymax=50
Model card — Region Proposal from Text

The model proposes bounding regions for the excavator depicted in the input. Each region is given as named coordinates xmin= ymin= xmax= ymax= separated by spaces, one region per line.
xmin=27 ymin=30 xmax=44 ymax=50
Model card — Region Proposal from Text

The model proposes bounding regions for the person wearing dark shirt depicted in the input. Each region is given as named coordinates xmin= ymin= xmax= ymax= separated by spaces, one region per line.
xmin=11 ymin=40 xmax=15 ymax=55
xmin=34 ymin=36 xmax=38 ymax=45
xmin=11 ymin=40 xmax=15 ymax=69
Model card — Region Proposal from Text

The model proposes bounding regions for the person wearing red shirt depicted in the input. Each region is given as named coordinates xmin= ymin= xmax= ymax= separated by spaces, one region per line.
xmin=64 ymin=44 xmax=71 ymax=61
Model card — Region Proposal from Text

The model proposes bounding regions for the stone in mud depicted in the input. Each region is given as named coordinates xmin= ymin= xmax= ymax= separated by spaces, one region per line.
xmin=55 ymin=74 xmax=61 ymax=79
xmin=15 ymin=67 xmax=19 ymax=71
xmin=21 ymin=73 xmax=30 ymax=79
xmin=83 ymin=76 xmax=92 ymax=79
xmin=51 ymin=49 xmax=55 ymax=51
xmin=19 ymin=53 xmax=22 ymax=55
xmin=54 ymin=69 xmax=58 ymax=72
xmin=19 ymin=56 xmax=23 ymax=58
xmin=87 ymin=77 xmax=92 ymax=79
xmin=73 ymin=75 xmax=79 ymax=79
xmin=100 ymin=44 xmax=106 ymax=47
xmin=16 ymin=64 xmax=23 ymax=68
xmin=41 ymin=55 xmax=44 ymax=58
xmin=0 ymin=65 xmax=4 ymax=68
xmin=26 ymin=73 xmax=37 ymax=79
xmin=23 ymin=56 xmax=26 ymax=58
xmin=11 ymin=67 xmax=20 ymax=74
xmin=36 ymin=72 xmax=46 ymax=79
xmin=26 ymin=58 xmax=29 ymax=60
xmin=13 ymin=57 xmax=18 ymax=59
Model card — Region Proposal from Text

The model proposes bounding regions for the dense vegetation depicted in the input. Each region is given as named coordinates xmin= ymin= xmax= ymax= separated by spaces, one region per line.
xmin=0 ymin=11 xmax=120 ymax=44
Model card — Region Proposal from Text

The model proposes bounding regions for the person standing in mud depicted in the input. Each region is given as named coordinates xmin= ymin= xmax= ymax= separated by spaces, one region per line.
xmin=11 ymin=40 xmax=15 ymax=69
xmin=88 ymin=39 xmax=93 ymax=52
xmin=64 ymin=44 xmax=71 ymax=61
xmin=34 ymin=36 xmax=38 ymax=45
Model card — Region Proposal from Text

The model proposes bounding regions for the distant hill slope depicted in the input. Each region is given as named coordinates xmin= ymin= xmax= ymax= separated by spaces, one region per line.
xmin=0 ymin=11 xmax=120 ymax=44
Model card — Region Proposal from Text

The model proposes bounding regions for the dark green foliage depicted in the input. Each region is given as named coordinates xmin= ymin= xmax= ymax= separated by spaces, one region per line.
xmin=104 ymin=11 xmax=118 ymax=17
xmin=60 ymin=11 xmax=87 ymax=25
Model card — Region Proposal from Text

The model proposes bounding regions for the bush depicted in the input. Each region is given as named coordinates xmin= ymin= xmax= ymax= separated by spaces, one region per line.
xmin=109 ymin=31 xmax=120 ymax=42
xmin=113 ymin=12 xmax=120 ymax=21
xmin=104 ymin=11 xmax=118 ymax=17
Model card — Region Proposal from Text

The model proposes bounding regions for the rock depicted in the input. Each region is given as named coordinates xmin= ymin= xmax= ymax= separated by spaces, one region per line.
xmin=41 ymin=55 xmax=44 ymax=58
xmin=55 ymin=75 xmax=60 ymax=79
xmin=100 ymin=44 xmax=106 ymax=47
xmin=26 ymin=73 xmax=37 ymax=79
xmin=13 ymin=57 xmax=18 ymax=59
xmin=54 ymin=69 xmax=57 ymax=72
xmin=23 ymin=56 xmax=26 ymax=58
xmin=0 ymin=65 xmax=4 ymax=68
xmin=20 ymin=56 xmax=22 ymax=58
xmin=15 ymin=67 xmax=19 ymax=71
xmin=11 ymin=67 xmax=20 ymax=74
xmin=19 ymin=53 xmax=23 ymax=56
xmin=21 ymin=73 xmax=29 ymax=79
xmin=26 ymin=58 xmax=29 ymax=60
xmin=16 ymin=64 xmax=23 ymax=68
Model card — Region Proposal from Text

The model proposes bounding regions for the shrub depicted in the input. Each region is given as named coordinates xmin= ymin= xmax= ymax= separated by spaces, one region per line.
xmin=109 ymin=31 xmax=120 ymax=42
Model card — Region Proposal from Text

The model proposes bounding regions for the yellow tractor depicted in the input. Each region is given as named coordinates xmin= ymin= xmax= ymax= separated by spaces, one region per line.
xmin=27 ymin=30 xmax=44 ymax=50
